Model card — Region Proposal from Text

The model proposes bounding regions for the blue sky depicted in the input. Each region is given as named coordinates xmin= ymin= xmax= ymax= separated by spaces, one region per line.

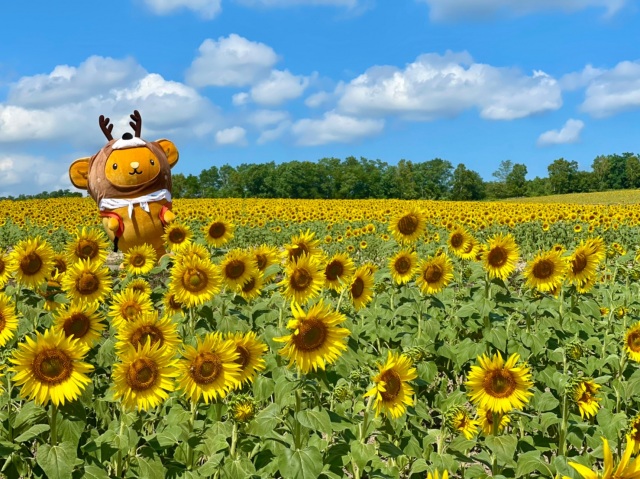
xmin=0 ymin=0 xmax=639 ymax=195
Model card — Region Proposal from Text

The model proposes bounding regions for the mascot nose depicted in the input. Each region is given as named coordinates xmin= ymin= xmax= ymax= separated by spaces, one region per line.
xmin=130 ymin=162 xmax=140 ymax=169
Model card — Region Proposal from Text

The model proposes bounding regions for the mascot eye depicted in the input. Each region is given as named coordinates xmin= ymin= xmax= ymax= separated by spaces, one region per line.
xmin=112 ymin=163 xmax=118 ymax=170
xmin=150 ymin=159 xmax=155 ymax=166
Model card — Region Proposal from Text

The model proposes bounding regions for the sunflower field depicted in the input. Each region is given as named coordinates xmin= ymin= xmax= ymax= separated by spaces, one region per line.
xmin=1 ymin=196 xmax=640 ymax=479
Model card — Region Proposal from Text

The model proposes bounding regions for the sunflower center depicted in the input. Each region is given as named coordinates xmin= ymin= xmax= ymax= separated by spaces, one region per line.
xmin=208 ymin=222 xmax=226 ymax=239
xmin=131 ymin=254 xmax=147 ymax=268
xmin=397 ymin=214 xmax=419 ymax=236
xmin=572 ymin=253 xmax=587 ymax=274
xmin=532 ymin=259 xmax=555 ymax=279
xmin=242 ymin=277 xmax=256 ymax=293
xmin=351 ymin=277 xmax=365 ymax=299
xmin=33 ymin=348 xmax=73 ymax=385
xmin=234 ymin=345 xmax=250 ymax=369
xmin=291 ymin=268 xmax=312 ymax=291
xmin=487 ymin=247 xmax=508 ymax=267
xmin=379 ymin=370 xmax=402 ymax=401
xmin=190 ymin=352 xmax=222 ymax=384
xmin=225 ymin=260 xmax=246 ymax=280
xmin=169 ymin=228 xmax=186 ymax=244
xmin=168 ymin=294 xmax=183 ymax=310
xmin=325 ymin=261 xmax=345 ymax=281
xmin=53 ymin=258 xmax=67 ymax=275
xmin=629 ymin=332 xmax=640 ymax=352
xmin=0 ymin=311 xmax=6 ymax=332
xmin=63 ymin=313 xmax=91 ymax=338
xmin=0 ymin=257 xmax=6 ymax=276
xmin=131 ymin=325 xmax=164 ymax=349
xmin=76 ymin=239 xmax=98 ymax=260
xmin=293 ymin=319 xmax=327 ymax=352
xmin=450 ymin=233 xmax=464 ymax=248
xmin=484 ymin=370 xmax=516 ymax=398
xmin=20 ymin=252 xmax=43 ymax=276
xmin=182 ymin=268 xmax=208 ymax=293
xmin=394 ymin=257 xmax=412 ymax=275
xmin=75 ymin=272 xmax=100 ymax=295
xmin=127 ymin=358 xmax=158 ymax=391
xmin=122 ymin=302 xmax=142 ymax=320
xmin=290 ymin=245 xmax=308 ymax=261
xmin=255 ymin=254 xmax=267 ymax=270
xmin=423 ymin=265 xmax=442 ymax=283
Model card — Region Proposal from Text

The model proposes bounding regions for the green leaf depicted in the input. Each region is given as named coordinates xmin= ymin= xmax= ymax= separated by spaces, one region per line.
xmin=127 ymin=455 xmax=166 ymax=478
xmin=297 ymin=408 xmax=332 ymax=435
xmin=515 ymin=451 xmax=550 ymax=477
xmin=485 ymin=435 xmax=517 ymax=465
xmin=221 ymin=456 xmax=257 ymax=478
xmin=350 ymin=442 xmax=376 ymax=470
xmin=247 ymin=402 xmax=282 ymax=437
xmin=278 ymin=446 xmax=324 ymax=479
xmin=12 ymin=401 xmax=46 ymax=431
xmin=14 ymin=424 xmax=50 ymax=442
xmin=36 ymin=442 xmax=76 ymax=479
xmin=82 ymin=464 xmax=111 ymax=479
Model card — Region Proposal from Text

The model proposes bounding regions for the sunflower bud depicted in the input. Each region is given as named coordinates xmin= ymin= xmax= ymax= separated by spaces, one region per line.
xmin=227 ymin=394 xmax=257 ymax=424
xmin=566 ymin=341 xmax=584 ymax=361
xmin=332 ymin=384 xmax=352 ymax=403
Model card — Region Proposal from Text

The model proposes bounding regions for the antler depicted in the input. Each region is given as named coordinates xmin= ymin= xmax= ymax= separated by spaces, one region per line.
xmin=99 ymin=115 xmax=114 ymax=141
xmin=129 ymin=110 xmax=142 ymax=137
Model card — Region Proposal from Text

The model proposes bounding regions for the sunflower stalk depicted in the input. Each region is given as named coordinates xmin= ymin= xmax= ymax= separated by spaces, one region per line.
xmin=187 ymin=400 xmax=199 ymax=470
xmin=114 ymin=405 xmax=128 ymax=477
xmin=49 ymin=403 xmax=58 ymax=446
xmin=229 ymin=421 xmax=238 ymax=459
xmin=490 ymin=411 xmax=501 ymax=476
xmin=293 ymin=385 xmax=303 ymax=450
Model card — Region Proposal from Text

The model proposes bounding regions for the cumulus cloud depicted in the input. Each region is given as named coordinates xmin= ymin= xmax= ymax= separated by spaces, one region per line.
xmin=537 ymin=119 xmax=585 ymax=147
xmin=0 ymin=56 xmax=220 ymax=145
xmin=420 ymin=0 xmax=627 ymax=21
xmin=235 ymin=0 xmax=358 ymax=7
xmin=291 ymin=111 xmax=384 ymax=146
xmin=257 ymin=120 xmax=291 ymax=144
xmin=337 ymin=51 xmax=562 ymax=121
xmin=577 ymin=60 xmax=640 ymax=118
xmin=250 ymin=70 xmax=310 ymax=106
xmin=248 ymin=110 xmax=290 ymax=128
xmin=0 ymin=154 xmax=72 ymax=195
xmin=186 ymin=35 xmax=279 ymax=88
xmin=305 ymin=91 xmax=332 ymax=108
xmin=215 ymin=126 xmax=248 ymax=145
xmin=142 ymin=0 xmax=222 ymax=18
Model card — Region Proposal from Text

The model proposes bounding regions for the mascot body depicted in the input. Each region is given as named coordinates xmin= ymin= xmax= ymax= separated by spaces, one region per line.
xmin=69 ymin=111 xmax=179 ymax=257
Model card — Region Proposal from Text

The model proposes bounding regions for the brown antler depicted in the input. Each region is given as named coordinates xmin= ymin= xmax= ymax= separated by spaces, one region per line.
xmin=129 ymin=110 xmax=142 ymax=137
xmin=99 ymin=115 xmax=114 ymax=141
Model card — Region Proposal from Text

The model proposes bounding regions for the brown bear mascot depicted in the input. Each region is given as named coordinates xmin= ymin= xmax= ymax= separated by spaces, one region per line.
xmin=69 ymin=111 xmax=179 ymax=257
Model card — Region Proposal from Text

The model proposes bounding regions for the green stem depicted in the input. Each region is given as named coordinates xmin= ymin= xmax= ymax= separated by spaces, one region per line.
xmin=491 ymin=411 xmax=500 ymax=476
xmin=359 ymin=395 xmax=374 ymax=443
xmin=558 ymin=392 xmax=569 ymax=457
xmin=114 ymin=407 xmax=127 ymax=477
xmin=6 ymin=374 xmax=13 ymax=442
xmin=230 ymin=422 xmax=238 ymax=459
xmin=294 ymin=387 xmax=303 ymax=449
xmin=187 ymin=400 xmax=198 ymax=470
xmin=50 ymin=403 xmax=58 ymax=447
xmin=336 ymin=287 xmax=346 ymax=312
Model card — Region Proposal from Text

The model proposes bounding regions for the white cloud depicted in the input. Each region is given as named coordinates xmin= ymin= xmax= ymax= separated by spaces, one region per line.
xmin=143 ymin=0 xmax=221 ymax=18
xmin=420 ymin=0 xmax=627 ymax=21
xmin=248 ymin=109 xmax=290 ymax=128
xmin=185 ymin=35 xmax=279 ymax=88
xmin=537 ymin=119 xmax=585 ymax=147
xmin=235 ymin=0 xmax=358 ymax=7
xmin=0 ymin=154 xmax=72 ymax=194
xmin=215 ymin=126 xmax=248 ymax=145
xmin=577 ymin=60 xmax=640 ymax=118
xmin=337 ymin=51 xmax=562 ymax=121
xmin=305 ymin=91 xmax=332 ymax=108
xmin=232 ymin=92 xmax=250 ymax=106
xmin=250 ymin=70 xmax=310 ymax=106
xmin=257 ymin=120 xmax=291 ymax=144
xmin=291 ymin=111 xmax=384 ymax=146
xmin=0 ymin=56 xmax=220 ymax=145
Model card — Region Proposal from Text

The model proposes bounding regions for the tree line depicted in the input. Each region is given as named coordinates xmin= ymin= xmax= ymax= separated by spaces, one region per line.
xmin=171 ymin=152 xmax=640 ymax=201
xmin=0 ymin=189 xmax=83 ymax=202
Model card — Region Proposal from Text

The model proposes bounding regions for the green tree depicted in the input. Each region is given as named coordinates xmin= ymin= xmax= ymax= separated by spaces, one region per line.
xmin=506 ymin=163 xmax=528 ymax=197
xmin=450 ymin=164 xmax=486 ymax=200
xmin=547 ymin=158 xmax=579 ymax=194
xmin=414 ymin=158 xmax=453 ymax=199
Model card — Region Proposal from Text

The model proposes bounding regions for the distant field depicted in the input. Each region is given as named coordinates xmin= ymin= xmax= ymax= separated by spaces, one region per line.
xmin=503 ymin=189 xmax=640 ymax=204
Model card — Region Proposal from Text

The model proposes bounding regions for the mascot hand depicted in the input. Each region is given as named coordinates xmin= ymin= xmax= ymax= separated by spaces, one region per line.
xmin=163 ymin=210 xmax=176 ymax=224
xmin=104 ymin=217 xmax=120 ymax=232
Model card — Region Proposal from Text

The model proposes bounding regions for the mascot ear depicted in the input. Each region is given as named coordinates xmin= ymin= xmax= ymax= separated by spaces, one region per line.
xmin=156 ymin=139 xmax=179 ymax=168
xmin=69 ymin=158 xmax=91 ymax=189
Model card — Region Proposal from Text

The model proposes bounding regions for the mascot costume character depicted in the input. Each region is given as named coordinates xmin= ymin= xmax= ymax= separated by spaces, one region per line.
xmin=68 ymin=110 xmax=179 ymax=257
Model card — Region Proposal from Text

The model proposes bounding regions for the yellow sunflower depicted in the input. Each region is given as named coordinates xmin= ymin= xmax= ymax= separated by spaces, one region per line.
xmin=446 ymin=406 xmax=479 ymax=440
xmin=465 ymin=352 xmax=533 ymax=414
xmin=51 ymin=253 xmax=68 ymax=277
xmin=0 ymin=251 xmax=12 ymax=288
xmin=482 ymin=234 xmax=519 ymax=281
xmin=226 ymin=331 xmax=268 ymax=387
xmin=416 ymin=254 xmax=454 ymax=295
xmin=274 ymin=300 xmax=350 ymax=374
xmin=388 ymin=249 xmax=418 ymax=285
xmin=9 ymin=328 xmax=93 ymax=406
xmin=238 ymin=273 xmax=264 ymax=301
xmin=112 ymin=341 xmax=179 ymax=411
xmin=568 ymin=435 xmax=640 ymax=479
xmin=323 ymin=252 xmax=356 ymax=291
xmin=448 ymin=226 xmax=472 ymax=258
xmin=279 ymin=254 xmax=324 ymax=305
xmin=61 ymin=259 xmax=112 ymax=304
xmin=251 ymin=244 xmax=280 ymax=282
xmin=124 ymin=278 xmax=153 ymax=298
xmin=9 ymin=236 xmax=55 ymax=289
xmin=115 ymin=312 xmax=180 ymax=353
xmin=572 ymin=378 xmax=601 ymax=419
xmin=567 ymin=242 xmax=600 ymax=287
xmin=163 ymin=291 xmax=185 ymax=316
xmin=364 ymin=351 xmax=417 ymax=419
xmin=523 ymin=250 xmax=568 ymax=293
xmin=388 ymin=207 xmax=426 ymax=244
xmin=477 ymin=406 xmax=510 ymax=435
xmin=283 ymin=229 xmax=322 ymax=263
xmin=169 ymin=256 xmax=221 ymax=307
xmin=122 ymin=243 xmax=157 ymax=275
xmin=229 ymin=395 xmax=257 ymax=423
xmin=65 ymin=227 xmax=109 ymax=265
xmin=625 ymin=323 xmax=640 ymax=362
xmin=219 ymin=249 xmax=259 ymax=291
xmin=628 ymin=414 xmax=640 ymax=454
xmin=0 ymin=292 xmax=19 ymax=347
xmin=427 ymin=471 xmax=449 ymax=479
xmin=174 ymin=242 xmax=210 ymax=265
xmin=108 ymin=288 xmax=154 ymax=328
xmin=177 ymin=332 xmax=241 ymax=404
xmin=203 ymin=218 xmax=234 ymax=248
xmin=458 ymin=237 xmax=480 ymax=261
xmin=52 ymin=302 xmax=105 ymax=349
xmin=350 ymin=266 xmax=375 ymax=310
xmin=163 ymin=222 xmax=193 ymax=253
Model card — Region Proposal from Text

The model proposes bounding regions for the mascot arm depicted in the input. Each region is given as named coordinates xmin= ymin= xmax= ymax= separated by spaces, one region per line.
xmin=160 ymin=204 xmax=175 ymax=225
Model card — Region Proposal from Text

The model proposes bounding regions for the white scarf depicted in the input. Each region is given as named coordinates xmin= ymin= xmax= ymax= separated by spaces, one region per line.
xmin=98 ymin=189 xmax=172 ymax=219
